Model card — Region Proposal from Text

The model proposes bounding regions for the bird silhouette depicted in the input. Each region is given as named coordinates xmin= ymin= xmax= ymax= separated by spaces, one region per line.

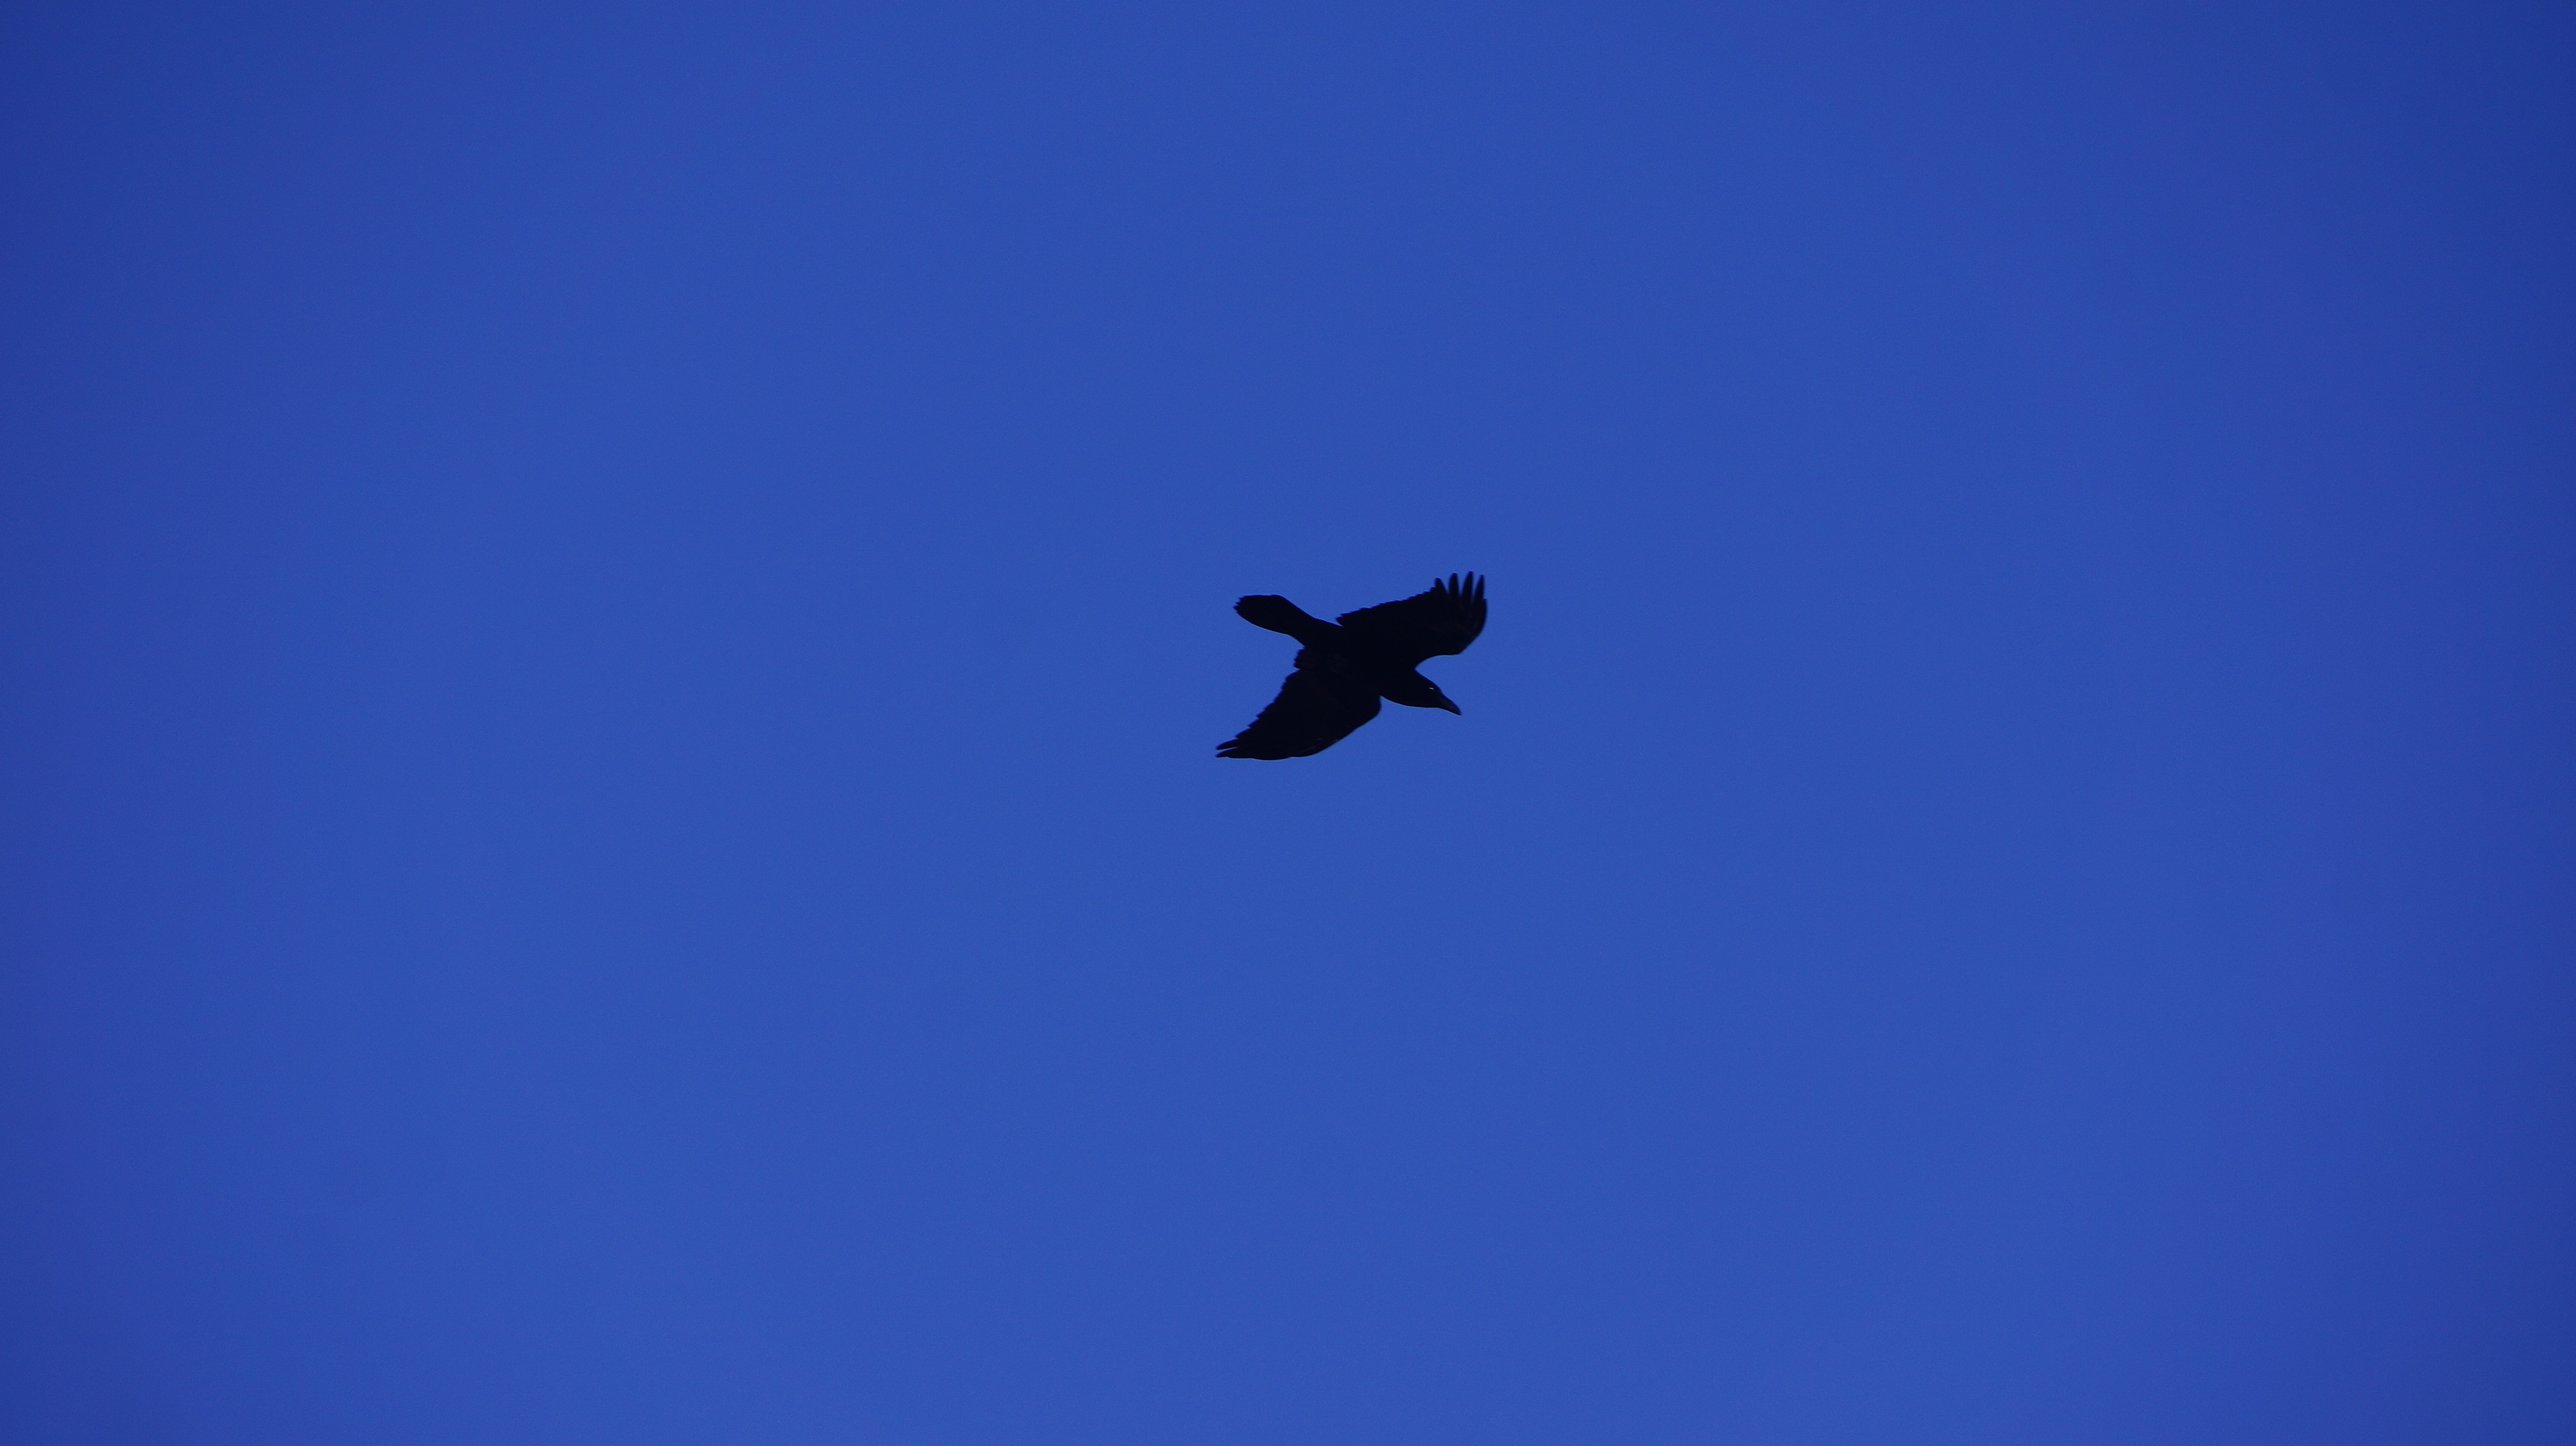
xmin=1218 ymin=573 xmax=1487 ymax=759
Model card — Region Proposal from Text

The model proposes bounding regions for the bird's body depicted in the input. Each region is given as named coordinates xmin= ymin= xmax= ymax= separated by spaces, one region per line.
xmin=1218 ymin=574 xmax=1486 ymax=759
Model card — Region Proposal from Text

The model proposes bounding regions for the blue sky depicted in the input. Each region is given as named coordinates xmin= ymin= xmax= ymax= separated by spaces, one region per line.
xmin=5 ymin=3 xmax=2570 ymax=1443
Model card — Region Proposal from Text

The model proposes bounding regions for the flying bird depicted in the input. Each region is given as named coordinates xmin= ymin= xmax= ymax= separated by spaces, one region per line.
xmin=1217 ymin=573 xmax=1488 ymax=759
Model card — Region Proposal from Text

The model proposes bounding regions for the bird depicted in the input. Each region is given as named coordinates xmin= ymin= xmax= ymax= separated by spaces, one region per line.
xmin=1217 ymin=573 xmax=1488 ymax=759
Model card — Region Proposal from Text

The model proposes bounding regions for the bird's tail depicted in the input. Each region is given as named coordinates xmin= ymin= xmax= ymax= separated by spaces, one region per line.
xmin=1235 ymin=595 xmax=1332 ymax=643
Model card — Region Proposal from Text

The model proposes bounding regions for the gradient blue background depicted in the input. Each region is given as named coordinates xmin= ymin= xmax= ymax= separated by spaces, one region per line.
xmin=5 ymin=3 xmax=2570 ymax=1442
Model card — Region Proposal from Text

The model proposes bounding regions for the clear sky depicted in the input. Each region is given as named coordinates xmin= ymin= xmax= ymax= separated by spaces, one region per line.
xmin=4 ymin=3 xmax=2569 ymax=1443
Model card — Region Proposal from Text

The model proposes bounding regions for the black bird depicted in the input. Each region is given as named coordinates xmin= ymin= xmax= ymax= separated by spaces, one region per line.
xmin=1218 ymin=573 xmax=1488 ymax=759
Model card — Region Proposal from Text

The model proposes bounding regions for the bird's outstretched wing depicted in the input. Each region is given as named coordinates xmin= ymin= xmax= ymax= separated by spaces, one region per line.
xmin=1334 ymin=572 xmax=1487 ymax=665
xmin=1217 ymin=668 xmax=1383 ymax=759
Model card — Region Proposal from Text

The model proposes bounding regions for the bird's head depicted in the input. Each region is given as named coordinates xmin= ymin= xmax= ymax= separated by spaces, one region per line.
xmin=1386 ymin=674 xmax=1461 ymax=714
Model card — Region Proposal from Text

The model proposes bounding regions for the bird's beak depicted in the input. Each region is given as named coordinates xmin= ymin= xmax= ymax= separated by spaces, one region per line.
xmin=1436 ymin=698 xmax=1462 ymax=714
